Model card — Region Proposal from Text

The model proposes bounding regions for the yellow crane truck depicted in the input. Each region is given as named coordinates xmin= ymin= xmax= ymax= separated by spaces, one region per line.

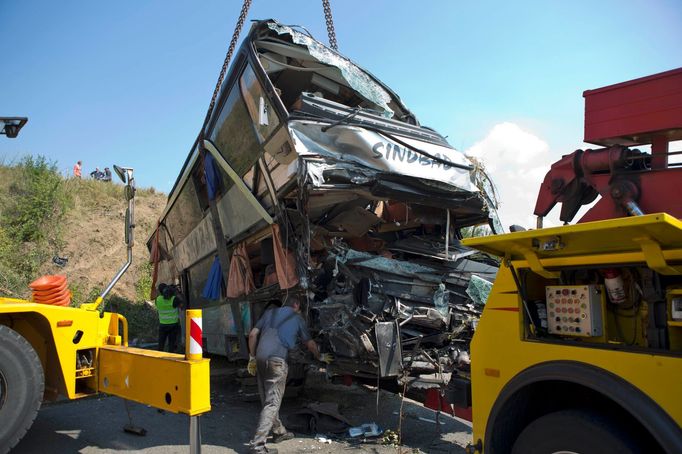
xmin=0 ymin=165 xmax=210 ymax=453
xmin=458 ymin=68 xmax=682 ymax=453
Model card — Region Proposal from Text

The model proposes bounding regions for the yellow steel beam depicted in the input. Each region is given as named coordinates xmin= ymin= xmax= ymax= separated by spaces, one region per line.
xmin=635 ymin=236 xmax=682 ymax=275
xmin=516 ymin=247 xmax=561 ymax=279
xmin=463 ymin=213 xmax=682 ymax=260
xmin=98 ymin=346 xmax=211 ymax=416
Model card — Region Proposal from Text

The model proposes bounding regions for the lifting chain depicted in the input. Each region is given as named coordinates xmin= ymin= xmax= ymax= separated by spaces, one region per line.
xmin=201 ymin=0 xmax=253 ymax=132
xmin=322 ymin=0 xmax=338 ymax=51
xmin=202 ymin=0 xmax=339 ymax=133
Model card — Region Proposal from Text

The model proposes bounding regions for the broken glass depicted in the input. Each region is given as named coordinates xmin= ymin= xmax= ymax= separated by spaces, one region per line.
xmin=466 ymin=274 xmax=493 ymax=306
xmin=267 ymin=22 xmax=395 ymax=118
xmin=432 ymin=282 xmax=450 ymax=317
xmin=468 ymin=156 xmax=503 ymax=233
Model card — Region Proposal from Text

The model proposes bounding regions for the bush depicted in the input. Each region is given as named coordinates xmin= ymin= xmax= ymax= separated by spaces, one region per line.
xmin=5 ymin=156 xmax=68 ymax=243
xmin=69 ymin=284 xmax=101 ymax=308
xmin=0 ymin=156 xmax=70 ymax=297
xmin=104 ymin=295 xmax=159 ymax=341
xmin=135 ymin=261 xmax=153 ymax=302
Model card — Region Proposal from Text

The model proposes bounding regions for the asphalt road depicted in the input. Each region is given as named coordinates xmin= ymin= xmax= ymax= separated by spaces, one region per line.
xmin=13 ymin=363 xmax=472 ymax=453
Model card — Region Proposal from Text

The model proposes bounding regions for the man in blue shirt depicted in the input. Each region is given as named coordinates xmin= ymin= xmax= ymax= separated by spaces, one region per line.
xmin=247 ymin=296 xmax=332 ymax=454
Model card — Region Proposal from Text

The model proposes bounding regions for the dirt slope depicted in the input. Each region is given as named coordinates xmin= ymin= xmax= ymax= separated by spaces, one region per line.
xmin=46 ymin=180 xmax=166 ymax=303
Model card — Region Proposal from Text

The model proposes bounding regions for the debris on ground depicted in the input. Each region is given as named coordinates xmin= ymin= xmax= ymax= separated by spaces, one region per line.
xmin=349 ymin=422 xmax=382 ymax=438
xmin=314 ymin=434 xmax=333 ymax=444
xmin=285 ymin=401 xmax=351 ymax=435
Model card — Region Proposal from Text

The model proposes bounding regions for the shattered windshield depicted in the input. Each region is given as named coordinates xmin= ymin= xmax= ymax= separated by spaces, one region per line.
xmin=267 ymin=22 xmax=395 ymax=118
xmin=468 ymin=157 xmax=503 ymax=233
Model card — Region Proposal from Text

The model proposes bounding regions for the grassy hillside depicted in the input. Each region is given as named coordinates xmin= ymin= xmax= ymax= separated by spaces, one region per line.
xmin=0 ymin=157 xmax=166 ymax=339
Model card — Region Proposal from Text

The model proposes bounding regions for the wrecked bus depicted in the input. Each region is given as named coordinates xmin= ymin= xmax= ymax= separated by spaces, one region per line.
xmin=149 ymin=19 xmax=499 ymax=392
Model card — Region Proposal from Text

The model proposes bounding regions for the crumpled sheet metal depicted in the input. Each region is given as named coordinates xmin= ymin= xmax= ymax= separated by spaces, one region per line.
xmin=314 ymin=252 xmax=484 ymax=378
xmin=300 ymin=158 xmax=378 ymax=189
xmin=468 ymin=160 xmax=504 ymax=233
xmin=465 ymin=274 xmax=493 ymax=306
xmin=336 ymin=248 xmax=443 ymax=283
xmin=267 ymin=22 xmax=394 ymax=118
xmin=289 ymin=122 xmax=478 ymax=193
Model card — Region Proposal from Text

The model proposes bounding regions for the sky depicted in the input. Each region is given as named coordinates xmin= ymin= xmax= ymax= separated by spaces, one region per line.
xmin=2 ymin=1 xmax=681 ymax=230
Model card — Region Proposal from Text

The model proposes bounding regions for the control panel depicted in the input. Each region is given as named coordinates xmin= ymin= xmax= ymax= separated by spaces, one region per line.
xmin=672 ymin=295 xmax=682 ymax=321
xmin=546 ymin=285 xmax=603 ymax=337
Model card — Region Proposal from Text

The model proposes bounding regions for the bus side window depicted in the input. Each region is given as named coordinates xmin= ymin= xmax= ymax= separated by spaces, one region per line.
xmin=240 ymin=65 xmax=280 ymax=143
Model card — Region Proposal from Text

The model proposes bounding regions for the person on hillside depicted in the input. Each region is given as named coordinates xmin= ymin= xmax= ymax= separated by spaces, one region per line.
xmin=155 ymin=283 xmax=185 ymax=352
xmin=90 ymin=167 xmax=104 ymax=180
xmin=247 ymin=296 xmax=333 ymax=454
xmin=102 ymin=167 xmax=112 ymax=182
xmin=73 ymin=160 xmax=82 ymax=178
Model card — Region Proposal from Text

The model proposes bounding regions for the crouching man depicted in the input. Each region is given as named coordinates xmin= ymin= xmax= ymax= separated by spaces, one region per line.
xmin=247 ymin=296 xmax=332 ymax=454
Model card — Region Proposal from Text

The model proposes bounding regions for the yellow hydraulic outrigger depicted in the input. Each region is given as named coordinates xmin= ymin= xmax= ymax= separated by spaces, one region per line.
xmin=0 ymin=165 xmax=210 ymax=454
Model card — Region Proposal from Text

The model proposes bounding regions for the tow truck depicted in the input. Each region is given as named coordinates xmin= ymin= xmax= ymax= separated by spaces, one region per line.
xmin=0 ymin=160 xmax=210 ymax=453
xmin=458 ymin=68 xmax=682 ymax=452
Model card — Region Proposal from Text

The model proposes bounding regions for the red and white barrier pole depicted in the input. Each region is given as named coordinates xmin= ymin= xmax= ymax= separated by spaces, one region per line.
xmin=185 ymin=309 xmax=203 ymax=361
xmin=185 ymin=309 xmax=203 ymax=454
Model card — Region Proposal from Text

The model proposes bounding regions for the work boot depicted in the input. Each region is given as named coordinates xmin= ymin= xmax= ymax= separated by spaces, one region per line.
xmin=272 ymin=431 xmax=295 ymax=443
xmin=248 ymin=447 xmax=278 ymax=454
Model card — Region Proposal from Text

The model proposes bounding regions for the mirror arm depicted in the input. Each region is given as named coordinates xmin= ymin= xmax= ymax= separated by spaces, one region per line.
xmin=86 ymin=171 xmax=135 ymax=311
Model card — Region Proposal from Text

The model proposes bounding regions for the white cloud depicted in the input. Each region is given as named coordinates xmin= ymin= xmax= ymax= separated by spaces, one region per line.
xmin=464 ymin=124 xmax=681 ymax=231
xmin=466 ymin=122 xmax=554 ymax=231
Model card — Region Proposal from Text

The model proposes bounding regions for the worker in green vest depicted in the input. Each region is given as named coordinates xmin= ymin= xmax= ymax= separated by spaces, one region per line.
xmin=155 ymin=283 xmax=185 ymax=352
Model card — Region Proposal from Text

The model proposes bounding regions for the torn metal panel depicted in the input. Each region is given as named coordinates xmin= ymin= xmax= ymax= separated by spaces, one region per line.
xmin=307 ymin=190 xmax=361 ymax=218
xmin=336 ymin=249 xmax=445 ymax=283
xmin=326 ymin=206 xmax=381 ymax=237
xmin=388 ymin=236 xmax=476 ymax=262
xmin=266 ymin=22 xmax=395 ymax=118
xmin=290 ymin=121 xmax=478 ymax=193
xmin=376 ymin=321 xmax=402 ymax=377
xmin=448 ymin=257 xmax=499 ymax=282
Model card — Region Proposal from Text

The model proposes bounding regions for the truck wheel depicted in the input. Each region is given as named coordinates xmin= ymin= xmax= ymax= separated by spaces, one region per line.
xmin=511 ymin=409 xmax=641 ymax=454
xmin=0 ymin=325 xmax=45 ymax=454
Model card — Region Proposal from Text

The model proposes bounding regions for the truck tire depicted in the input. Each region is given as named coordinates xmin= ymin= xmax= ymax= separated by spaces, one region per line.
xmin=0 ymin=325 xmax=45 ymax=454
xmin=511 ymin=409 xmax=641 ymax=454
